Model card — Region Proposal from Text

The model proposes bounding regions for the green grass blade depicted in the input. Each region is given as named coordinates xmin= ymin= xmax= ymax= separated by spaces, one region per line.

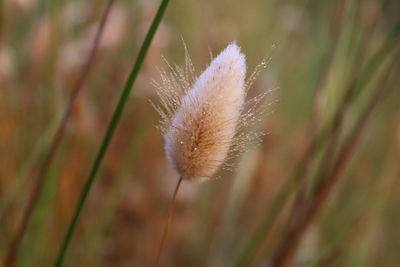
xmin=53 ymin=0 xmax=171 ymax=266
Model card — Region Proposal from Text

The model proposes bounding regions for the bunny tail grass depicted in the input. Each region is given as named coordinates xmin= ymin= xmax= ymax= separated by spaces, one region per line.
xmin=154 ymin=42 xmax=271 ymax=181
xmin=152 ymin=41 xmax=273 ymax=265
xmin=165 ymin=43 xmax=246 ymax=180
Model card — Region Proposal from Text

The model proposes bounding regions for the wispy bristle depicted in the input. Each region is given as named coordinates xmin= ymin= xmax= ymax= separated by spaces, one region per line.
xmin=154 ymin=42 xmax=273 ymax=181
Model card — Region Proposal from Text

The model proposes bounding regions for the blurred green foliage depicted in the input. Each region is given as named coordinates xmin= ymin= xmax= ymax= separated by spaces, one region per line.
xmin=0 ymin=0 xmax=399 ymax=266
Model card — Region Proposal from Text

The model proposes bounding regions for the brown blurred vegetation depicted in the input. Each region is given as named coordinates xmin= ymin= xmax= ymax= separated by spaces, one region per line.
xmin=0 ymin=0 xmax=399 ymax=266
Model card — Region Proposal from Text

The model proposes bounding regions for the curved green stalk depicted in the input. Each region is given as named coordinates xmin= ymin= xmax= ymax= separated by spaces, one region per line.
xmin=54 ymin=0 xmax=171 ymax=266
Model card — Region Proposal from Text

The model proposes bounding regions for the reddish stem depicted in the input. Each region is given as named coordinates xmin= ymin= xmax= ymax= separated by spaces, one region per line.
xmin=155 ymin=177 xmax=183 ymax=267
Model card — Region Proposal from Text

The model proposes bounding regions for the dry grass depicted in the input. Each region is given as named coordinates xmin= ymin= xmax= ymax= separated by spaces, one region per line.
xmin=0 ymin=0 xmax=399 ymax=266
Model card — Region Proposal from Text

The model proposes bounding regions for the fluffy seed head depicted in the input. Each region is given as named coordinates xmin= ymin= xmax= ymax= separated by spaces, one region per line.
xmin=153 ymin=42 xmax=271 ymax=181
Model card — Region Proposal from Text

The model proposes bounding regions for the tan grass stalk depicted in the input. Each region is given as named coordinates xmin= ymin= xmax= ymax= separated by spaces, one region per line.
xmin=270 ymin=57 xmax=398 ymax=267
xmin=3 ymin=1 xmax=116 ymax=265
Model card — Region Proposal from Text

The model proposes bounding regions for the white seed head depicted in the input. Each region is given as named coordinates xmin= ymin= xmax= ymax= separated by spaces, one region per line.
xmin=153 ymin=42 xmax=272 ymax=181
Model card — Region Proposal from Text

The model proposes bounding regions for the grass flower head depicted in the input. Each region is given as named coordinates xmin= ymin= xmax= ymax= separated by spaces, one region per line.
xmin=153 ymin=42 xmax=272 ymax=181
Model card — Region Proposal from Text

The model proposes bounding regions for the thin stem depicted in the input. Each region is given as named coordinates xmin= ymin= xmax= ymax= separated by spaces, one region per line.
xmin=3 ymin=0 xmax=116 ymax=265
xmin=155 ymin=177 xmax=183 ymax=267
xmin=53 ymin=0 xmax=170 ymax=266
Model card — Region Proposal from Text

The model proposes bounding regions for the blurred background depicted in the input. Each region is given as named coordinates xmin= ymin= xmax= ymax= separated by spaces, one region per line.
xmin=0 ymin=0 xmax=399 ymax=266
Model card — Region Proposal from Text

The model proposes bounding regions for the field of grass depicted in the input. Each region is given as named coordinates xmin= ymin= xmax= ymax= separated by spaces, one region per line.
xmin=1 ymin=0 xmax=399 ymax=266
